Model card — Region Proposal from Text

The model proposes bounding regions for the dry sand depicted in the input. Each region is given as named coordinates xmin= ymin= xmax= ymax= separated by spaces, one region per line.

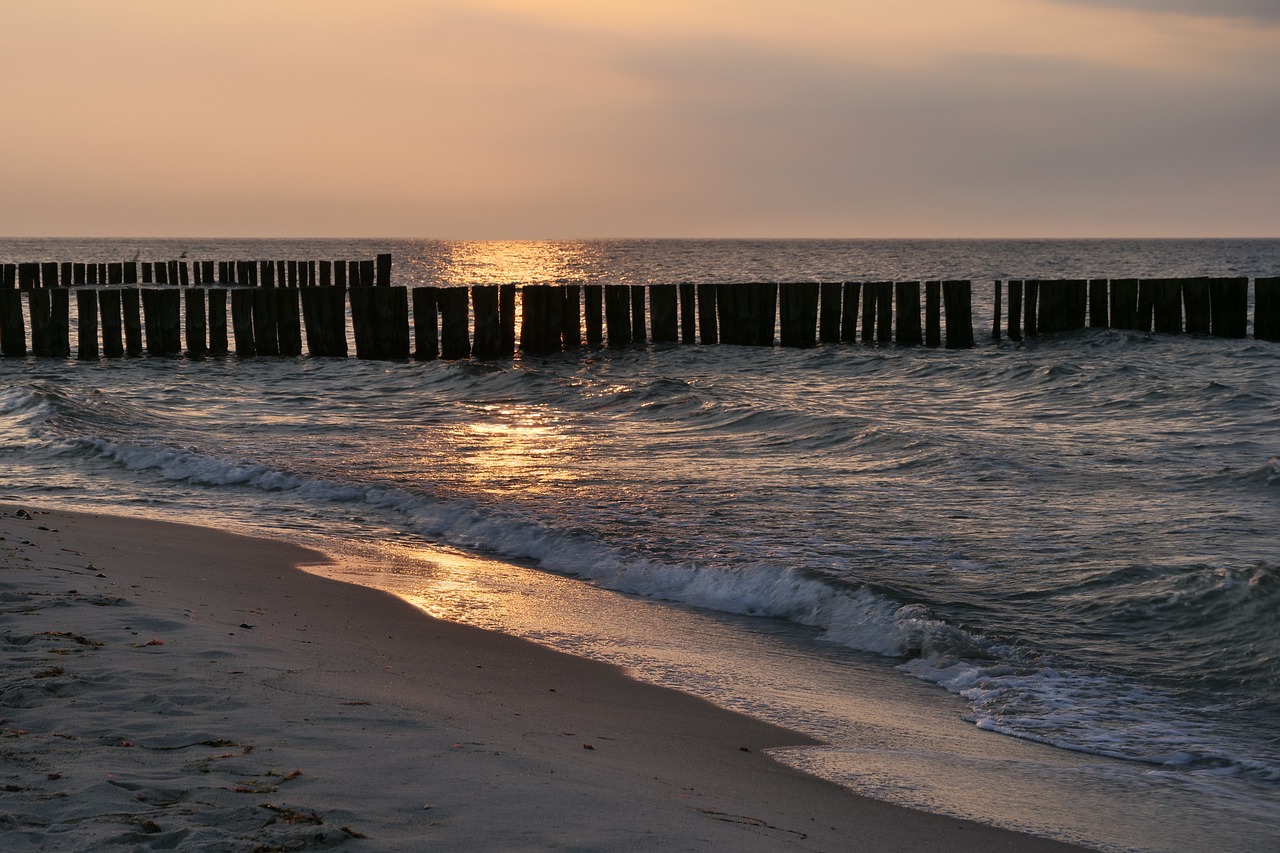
xmin=0 ymin=503 xmax=1091 ymax=851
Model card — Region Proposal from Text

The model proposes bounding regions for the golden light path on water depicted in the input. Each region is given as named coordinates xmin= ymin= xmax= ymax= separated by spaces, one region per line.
xmin=416 ymin=240 xmax=608 ymax=286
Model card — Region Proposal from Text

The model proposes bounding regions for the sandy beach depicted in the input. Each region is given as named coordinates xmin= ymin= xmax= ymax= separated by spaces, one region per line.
xmin=0 ymin=503 xmax=1090 ymax=851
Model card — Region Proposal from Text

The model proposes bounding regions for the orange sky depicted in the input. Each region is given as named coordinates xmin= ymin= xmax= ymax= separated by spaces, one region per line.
xmin=1 ymin=0 xmax=1277 ymax=238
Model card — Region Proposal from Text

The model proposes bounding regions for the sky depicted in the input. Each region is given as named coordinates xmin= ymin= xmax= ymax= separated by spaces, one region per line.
xmin=1 ymin=0 xmax=1277 ymax=239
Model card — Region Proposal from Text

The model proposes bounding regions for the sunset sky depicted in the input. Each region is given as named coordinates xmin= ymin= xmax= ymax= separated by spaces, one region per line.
xmin=1 ymin=0 xmax=1276 ymax=238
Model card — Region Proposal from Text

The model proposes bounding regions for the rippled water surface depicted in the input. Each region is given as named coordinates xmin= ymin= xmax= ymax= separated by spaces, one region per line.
xmin=3 ymin=238 xmax=1279 ymax=852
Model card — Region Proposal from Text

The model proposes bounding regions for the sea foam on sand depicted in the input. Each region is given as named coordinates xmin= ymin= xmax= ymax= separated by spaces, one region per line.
xmin=0 ymin=504 xmax=1087 ymax=852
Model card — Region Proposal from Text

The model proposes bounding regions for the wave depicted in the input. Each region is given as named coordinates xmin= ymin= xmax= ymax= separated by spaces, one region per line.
xmin=51 ymin=431 xmax=1280 ymax=783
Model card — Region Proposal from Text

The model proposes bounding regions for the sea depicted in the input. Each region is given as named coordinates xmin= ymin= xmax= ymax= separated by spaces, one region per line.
xmin=2 ymin=238 xmax=1278 ymax=852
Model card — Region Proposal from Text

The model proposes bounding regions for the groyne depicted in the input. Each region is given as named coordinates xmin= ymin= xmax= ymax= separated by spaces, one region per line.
xmin=2 ymin=256 xmax=1277 ymax=360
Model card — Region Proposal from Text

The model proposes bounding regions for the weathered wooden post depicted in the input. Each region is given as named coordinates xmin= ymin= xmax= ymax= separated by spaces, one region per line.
xmin=1254 ymin=277 xmax=1280 ymax=342
xmin=896 ymin=281 xmax=923 ymax=346
xmin=779 ymin=282 xmax=819 ymax=348
xmin=41 ymin=262 xmax=59 ymax=288
xmin=1088 ymin=279 xmax=1108 ymax=328
xmin=840 ymin=282 xmax=860 ymax=343
xmin=411 ymin=287 xmax=439 ymax=360
xmin=1151 ymin=278 xmax=1183 ymax=334
xmin=679 ymin=283 xmax=697 ymax=344
xmin=755 ymin=283 xmax=778 ymax=346
xmin=124 ymin=262 xmax=138 ymax=285
xmin=251 ymin=289 xmax=280 ymax=355
xmin=1006 ymin=280 xmax=1023 ymax=341
xmin=604 ymin=285 xmax=631 ymax=347
xmin=992 ymin=281 xmax=1003 ymax=341
xmin=50 ymin=289 xmax=71 ymax=357
xmin=499 ymin=283 xmax=517 ymax=355
xmin=519 ymin=285 xmax=547 ymax=354
xmin=943 ymin=280 xmax=975 ymax=349
xmin=472 ymin=285 xmax=503 ymax=359
xmin=1023 ymin=280 xmax=1039 ymax=336
xmin=376 ymin=253 xmax=392 ymax=287
xmin=122 ymin=289 xmax=143 ymax=355
xmin=1109 ymin=279 xmax=1138 ymax=330
xmin=207 ymin=289 xmax=229 ymax=355
xmin=61 ymin=262 xmax=73 ymax=286
xmin=0 ymin=290 xmax=24 ymax=356
xmin=99 ymin=289 xmax=124 ymax=357
xmin=861 ymin=283 xmax=877 ymax=343
xmin=320 ymin=260 xmax=332 ymax=288
xmin=28 ymin=290 xmax=51 ymax=355
xmin=276 ymin=289 xmax=304 ymax=356
xmin=818 ymin=283 xmax=842 ymax=343
xmin=1183 ymin=277 xmax=1210 ymax=335
xmin=650 ymin=284 xmax=678 ymax=343
xmin=439 ymin=287 xmax=471 ymax=359
xmin=696 ymin=283 xmax=717 ymax=344
xmin=717 ymin=285 xmax=741 ymax=345
xmin=334 ymin=260 xmax=347 ymax=288
xmin=77 ymin=289 xmax=99 ymax=359
xmin=185 ymin=289 xmax=208 ymax=355
xmin=583 ymin=284 xmax=604 ymax=345
xmin=875 ymin=282 xmax=893 ymax=345
xmin=230 ymin=290 xmax=256 ymax=355
xmin=630 ymin=286 xmax=647 ymax=343
xmin=545 ymin=285 xmax=565 ymax=351
xmin=360 ymin=260 xmax=375 ymax=289
xmin=1209 ymin=277 xmax=1248 ymax=338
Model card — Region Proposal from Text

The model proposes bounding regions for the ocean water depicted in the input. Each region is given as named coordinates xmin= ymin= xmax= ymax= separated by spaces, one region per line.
xmin=2 ymin=238 xmax=1279 ymax=852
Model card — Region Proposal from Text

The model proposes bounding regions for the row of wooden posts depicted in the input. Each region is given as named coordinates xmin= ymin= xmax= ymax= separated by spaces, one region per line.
xmin=1 ymin=255 xmax=392 ymax=290
xmin=1 ymin=268 xmax=1278 ymax=361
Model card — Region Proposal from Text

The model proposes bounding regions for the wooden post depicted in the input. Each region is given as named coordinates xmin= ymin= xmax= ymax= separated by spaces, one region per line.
xmin=230 ymin=290 xmax=256 ymax=355
xmin=1022 ymin=280 xmax=1039 ymax=336
xmin=122 ymin=289 xmax=143 ymax=355
xmin=779 ymin=282 xmax=819 ymax=348
xmin=818 ymin=283 xmax=842 ymax=343
xmin=860 ymin=283 xmax=876 ymax=343
xmin=755 ymin=283 xmax=778 ymax=346
xmin=896 ymin=281 xmax=923 ymax=346
xmin=154 ymin=262 xmax=168 ymax=285
xmin=545 ymin=285 xmax=565 ymax=352
xmin=252 ymin=289 xmax=280 ymax=355
xmin=287 ymin=260 xmax=298 ymax=288
xmin=376 ymin=253 xmax=392 ymax=287
xmin=1006 ymin=280 xmax=1023 ymax=341
xmin=41 ymin=262 xmax=58 ymax=288
xmin=630 ymin=285 xmax=647 ymax=343
xmin=875 ymin=282 xmax=893 ymax=345
xmin=943 ymin=280 xmax=975 ymax=349
xmin=1182 ymin=277 xmax=1210 ymax=335
xmin=334 ymin=260 xmax=347 ymax=288
xmin=650 ymin=284 xmax=678 ymax=343
xmin=992 ymin=281 xmax=1003 ymax=341
xmin=178 ymin=261 xmax=189 ymax=287
xmin=1037 ymin=280 xmax=1062 ymax=334
xmin=840 ymin=282 xmax=860 ymax=343
xmin=185 ymin=289 xmax=208 ymax=355
xmin=696 ymin=283 xmax=717 ymax=344
xmin=1254 ymin=277 xmax=1280 ymax=341
xmin=412 ymin=287 xmax=439 ymax=360
xmin=519 ymin=285 xmax=546 ymax=354
xmin=201 ymin=261 xmax=214 ymax=284
xmin=99 ymin=289 xmax=124 ymax=357
xmin=259 ymin=260 xmax=274 ymax=288
xmin=360 ymin=259 xmax=375 ymax=289
xmin=77 ymin=289 xmax=99 ymax=359
xmin=0 ymin=290 xmax=24 ymax=356
xmin=604 ymin=285 xmax=631 ymax=347
xmin=499 ymin=283 xmax=517 ymax=355
xmin=28 ymin=290 xmax=51 ymax=355
xmin=61 ymin=262 xmax=72 ymax=287
xmin=348 ymin=287 xmax=373 ymax=358
xmin=1064 ymin=279 xmax=1087 ymax=331
xmin=561 ymin=285 xmax=582 ymax=349
xmin=72 ymin=263 xmax=86 ymax=286
xmin=439 ymin=288 xmax=471 ymax=359
xmin=148 ymin=290 xmax=182 ymax=354
xmin=472 ymin=285 xmax=502 ymax=359
xmin=1 ymin=263 xmax=14 ymax=290
xmin=1151 ymin=278 xmax=1183 ymax=334
xmin=679 ymin=283 xmax=696 ymax=344
xmin=1109 ymin=279 xmax=1139 ymax=330
xmin=88 ymin=263 xmax=101 ymax=286
xmin=276 ymin=289 xmax=304 ymax=356
xmin=1088 ymin=279 xmax=1108 ymax=328
xmin=320 ymin=260 xmax=332 ymax=288
xmin=207 ymin=289 xmax=229 ymax=355
xmin=18 ymin=263 xmax=39 ymax=290
xmin=124 ymin=262 xmax=138 ymax=285
xmin=48 ymin=290 xmax=70 ymax=356
xmin=1209 ymin=277 xmax=1248 ymax=338
xmin=717 ymin=285 xmax=741 ymax=345
xmin=583 ymin=284 xmax=604 ymax=345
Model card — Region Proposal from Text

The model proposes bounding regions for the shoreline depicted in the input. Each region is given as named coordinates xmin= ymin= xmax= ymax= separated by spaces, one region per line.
xmin=1 ymin=503 xmax=1091 ymax=851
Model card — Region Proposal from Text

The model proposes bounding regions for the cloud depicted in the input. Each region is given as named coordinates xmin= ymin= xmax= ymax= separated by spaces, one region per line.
xmin=1046 ymin=0 xmax=1280 ymax=24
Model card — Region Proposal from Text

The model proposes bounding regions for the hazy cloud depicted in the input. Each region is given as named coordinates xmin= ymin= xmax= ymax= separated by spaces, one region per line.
xmin=1046 ymin=0 xmax=1280 ymax=24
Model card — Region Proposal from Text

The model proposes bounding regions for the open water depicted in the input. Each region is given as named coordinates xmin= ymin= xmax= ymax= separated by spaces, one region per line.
xmin=2 ymin=238 xmax=1279 ymax=852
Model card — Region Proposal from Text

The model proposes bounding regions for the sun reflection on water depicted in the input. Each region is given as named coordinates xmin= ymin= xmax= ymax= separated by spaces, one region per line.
xmin=451 ymin=404 xmax=579 ymax=498
xmin=433 ymin=240 xmax=607 ymax=285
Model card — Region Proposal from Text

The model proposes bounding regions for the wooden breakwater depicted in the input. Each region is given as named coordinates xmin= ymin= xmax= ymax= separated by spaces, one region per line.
xmin=2 ymin=257 xmax=1278 ymax=361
